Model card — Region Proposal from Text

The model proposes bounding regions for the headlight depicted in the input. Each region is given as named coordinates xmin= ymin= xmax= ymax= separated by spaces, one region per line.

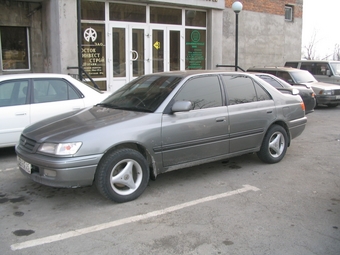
xmin=320 ymin=90 xmax=334 ymax=95
xmin=38 ymin=142 xmax=82 ymax=155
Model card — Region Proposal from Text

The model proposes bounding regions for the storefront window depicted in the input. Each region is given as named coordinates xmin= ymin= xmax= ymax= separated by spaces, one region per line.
xmin=185 ymin=10 xmax=206 ymax=27
xmin=185 ymin=29 xmax=206 ymax=70
xmin=0 ymin=26 xmax=29 ymax=70
xmin=81 ymin=23 xmax=106 ymax=89
xmin=81 ymin=1 xmax=105 ymax=20
xmin=109 ymin=3 xmax=146 ymax=22
xmin=150 ymin=7 xmax=182 ymax=25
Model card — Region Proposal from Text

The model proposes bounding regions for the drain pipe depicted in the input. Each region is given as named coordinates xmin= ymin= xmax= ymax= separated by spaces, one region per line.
xmin=77 ymin=0 xmax=83 ymax=80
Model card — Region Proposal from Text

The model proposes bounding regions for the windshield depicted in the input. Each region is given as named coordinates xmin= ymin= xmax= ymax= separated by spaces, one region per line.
xmin=98 ymin=75 xmax=182 ymax=112
xmin=290 ymin=71 xmax=317 ymax=83
xmin=330 ymin=63 xmax=340 ymax=75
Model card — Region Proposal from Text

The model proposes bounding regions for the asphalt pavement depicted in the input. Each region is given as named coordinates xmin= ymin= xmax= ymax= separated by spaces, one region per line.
xmin=0 ymin=106 xmax=339 ymax=255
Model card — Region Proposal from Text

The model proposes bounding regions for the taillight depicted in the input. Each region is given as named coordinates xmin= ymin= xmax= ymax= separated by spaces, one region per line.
xmin=300 ymin=102 xmax=305 ymax=111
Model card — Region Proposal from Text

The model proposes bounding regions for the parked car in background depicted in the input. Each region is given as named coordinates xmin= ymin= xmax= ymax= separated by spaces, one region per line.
xmin=16 ymin=70 xmax=307 ymax=203
xmin=285 ymin=60 xmax=340 ymax=85
xmin=0 ymin=73 xmax=109 ymax=148
xmin=251 ymin=72 xmax=316 ymax=114
xmin=247 ymin=67 xmax=340 ymax=107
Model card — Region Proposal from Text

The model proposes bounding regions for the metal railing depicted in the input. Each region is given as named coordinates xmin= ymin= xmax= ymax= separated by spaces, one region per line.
xmin=216 ymin=64 xmax=245 ymax=72
xmin=67 ymin=66 xmax=100 ymax=89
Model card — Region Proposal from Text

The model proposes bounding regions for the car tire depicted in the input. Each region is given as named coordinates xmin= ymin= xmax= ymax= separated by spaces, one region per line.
xmin=95 ymin=149 xmax=150 ymax=203
xmin=257 ymin=125 xmax=288 ymax=164
xmin=327 ymin=104 xmax=338 ymax=108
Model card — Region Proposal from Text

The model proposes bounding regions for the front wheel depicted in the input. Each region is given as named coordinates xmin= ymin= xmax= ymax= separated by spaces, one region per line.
xmin=95 ymin=149 xmax=150 ymax=203
xmin=257 ymin=125 xmax=288 ymax=164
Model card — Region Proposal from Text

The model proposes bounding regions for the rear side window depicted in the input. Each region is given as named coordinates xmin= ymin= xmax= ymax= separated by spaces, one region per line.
xmin=222 ymin=75 xmax=271 ymax=105
xmin=285 ymin=62 xmax=298 ymax=68
xmin=0 ymin=79 xmax=29 ymax=107
xmin=174 ymin=75 xmax=222 ymax=109
xmin=32 ymin=79 xmax=80 ymax=103
xmin=257 ymin=75 xmax=283 ymax=88
xmin=301 ymin=63 xmax=330 ymax=76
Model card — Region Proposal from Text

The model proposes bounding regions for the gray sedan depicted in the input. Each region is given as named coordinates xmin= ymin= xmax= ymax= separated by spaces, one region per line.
xmin=16 ymin=71 xmax=307 ymax=203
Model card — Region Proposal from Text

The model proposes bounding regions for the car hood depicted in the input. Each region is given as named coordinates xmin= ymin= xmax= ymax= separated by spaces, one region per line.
xmin=301 ymin=81 xmax=340 ymax=90
xmin=23 ymin=106 xmax=152 ymax=143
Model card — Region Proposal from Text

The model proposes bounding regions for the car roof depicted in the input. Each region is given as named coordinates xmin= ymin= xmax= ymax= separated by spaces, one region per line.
xmin=143 ymin=70 xmax=253 ymax=78
xmin=247 ymin=66 xmax=307 ymax=73
xmin=0 ymin=73 xmax=73 ymax=81
xmin=286 ymin=60 xmax=340 ymax=63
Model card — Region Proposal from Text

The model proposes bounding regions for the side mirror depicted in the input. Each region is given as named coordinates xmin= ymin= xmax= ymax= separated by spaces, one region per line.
xmin=326 ymin=70 xmax=332 ymax=76
xmin=287 ymin=79 xmax=294 ymax=84
xmin=171 ymin=101 xmax=193 ymax=113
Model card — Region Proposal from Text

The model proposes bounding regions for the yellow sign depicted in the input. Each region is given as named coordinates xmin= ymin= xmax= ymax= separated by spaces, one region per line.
xmin=153 ymin=41 xmax=161 ymax=50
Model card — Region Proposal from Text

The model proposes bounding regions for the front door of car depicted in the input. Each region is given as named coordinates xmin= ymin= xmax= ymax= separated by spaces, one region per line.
xmin=0 ymin=79 xmax=30 ymax=147
xmin=221 ymin=75 xmax=276 ymax=153
xmin=161 ymin=75 xmax=229 ymax=167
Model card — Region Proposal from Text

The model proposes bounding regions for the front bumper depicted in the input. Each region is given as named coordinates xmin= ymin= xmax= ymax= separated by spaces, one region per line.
xmin=16 ymin=145 xmax=103 ymax=188
xmin=316 ymin=95 xmax=340 ymax=105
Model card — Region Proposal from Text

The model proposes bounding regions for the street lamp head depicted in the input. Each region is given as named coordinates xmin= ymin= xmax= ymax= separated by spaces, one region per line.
xmin=232 ymin=1 xmax=243 ymax=14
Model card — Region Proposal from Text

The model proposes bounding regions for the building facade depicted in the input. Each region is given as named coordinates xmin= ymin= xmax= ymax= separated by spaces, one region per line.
xmin=0 ymin=0 xmax=303 ymax=92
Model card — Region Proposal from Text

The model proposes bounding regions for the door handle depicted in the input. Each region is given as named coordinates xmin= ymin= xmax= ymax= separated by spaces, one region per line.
xmin=15 ymin=112 xmax=27 ymax=116
xmin=216 ymin=117 xmax=226 ymax=122
xmin=131 ymin=50 xmax=139 ymax=61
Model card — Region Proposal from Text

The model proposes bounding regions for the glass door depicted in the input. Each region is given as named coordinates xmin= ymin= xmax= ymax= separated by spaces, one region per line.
xmin=151 ymin=27 xmax=183 ymax=73
xmin=109 ymin=24 xmax=183 ymax=92
xmin=131 ymin=28 xmax=145 ymax=80
xmin=109 ymin=24 xmax=147 ymax=91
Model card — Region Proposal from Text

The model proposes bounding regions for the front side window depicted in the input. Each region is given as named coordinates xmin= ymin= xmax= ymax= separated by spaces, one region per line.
xmin=330 ymin=63 xmax=340 ymax=75
xmin=0 ymin=80 xmax=29 ymax=107
xmin=175 ymin=76 xmax=222 ymax=109
xmin=0 ymin=27 xmax=29 ymax=71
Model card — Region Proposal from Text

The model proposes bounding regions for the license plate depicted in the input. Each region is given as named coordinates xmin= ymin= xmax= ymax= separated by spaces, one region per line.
xmin=336 ymin=95 xmax=340 ymax=99
xmin=17 ymin=156 xmax=31 ymax=174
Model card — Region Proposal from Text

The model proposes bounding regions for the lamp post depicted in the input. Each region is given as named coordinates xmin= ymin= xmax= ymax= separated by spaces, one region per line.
xmin=232 ymin=1 xmax=243 ymax=71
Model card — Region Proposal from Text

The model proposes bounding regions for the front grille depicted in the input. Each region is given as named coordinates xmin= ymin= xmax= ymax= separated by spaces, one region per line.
xmin=19 ymin=135 xmax=37 ymax=152
xmin=334 ymin=90 xmax=340 ymax=95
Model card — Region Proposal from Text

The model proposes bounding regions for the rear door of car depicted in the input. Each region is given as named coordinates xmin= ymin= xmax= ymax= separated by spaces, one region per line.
xmin=221 ymin=74 xmax=276 ymax=153
xmin=161 ymin=75 xmax=229 ymax=167
xmin=29 ymin=78 xmax=85 ymax=124
xmin=0 ymin=79 xmax=30 ymax=147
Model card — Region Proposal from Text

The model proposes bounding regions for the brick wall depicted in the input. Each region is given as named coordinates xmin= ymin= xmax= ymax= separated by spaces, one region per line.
xmin=225 ymin=0 xmax=302 ymax=18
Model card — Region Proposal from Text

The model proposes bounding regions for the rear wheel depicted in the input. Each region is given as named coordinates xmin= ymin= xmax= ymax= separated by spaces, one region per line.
xmin=257 ymin=125 xmax=288 ymax=164
xmin=95 ymin=149 xmax=149 ymax=203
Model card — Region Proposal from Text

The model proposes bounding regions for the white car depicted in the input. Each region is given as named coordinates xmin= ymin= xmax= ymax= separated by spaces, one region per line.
xmin=0 ymin=73 xmax=109 ymax=148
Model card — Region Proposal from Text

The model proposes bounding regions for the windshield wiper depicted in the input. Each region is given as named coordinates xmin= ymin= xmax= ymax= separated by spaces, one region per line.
xmin=95 ymin=103 xmax=119 ymax=109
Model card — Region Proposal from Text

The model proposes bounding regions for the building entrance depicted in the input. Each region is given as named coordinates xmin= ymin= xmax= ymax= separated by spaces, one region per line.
xmin=108 ymin=24 xmax=184 ymax=91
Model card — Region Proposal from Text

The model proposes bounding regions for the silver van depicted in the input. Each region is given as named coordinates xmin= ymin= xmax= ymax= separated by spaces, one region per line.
xmin=285 ymin=60 xmax=340 ymax=85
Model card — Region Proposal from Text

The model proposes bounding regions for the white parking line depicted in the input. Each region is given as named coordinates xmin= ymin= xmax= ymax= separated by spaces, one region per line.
xmin=11 ymin=184 xmax=260 ymax=251
xmin=0 ymin=167 xmax=18 ymax=173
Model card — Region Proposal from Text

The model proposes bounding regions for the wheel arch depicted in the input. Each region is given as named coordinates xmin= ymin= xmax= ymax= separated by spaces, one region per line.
xmin=96 ymin=142 xmax=158 ymax=181
xmin=268 ymin=120 xmax=291 ymax=147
